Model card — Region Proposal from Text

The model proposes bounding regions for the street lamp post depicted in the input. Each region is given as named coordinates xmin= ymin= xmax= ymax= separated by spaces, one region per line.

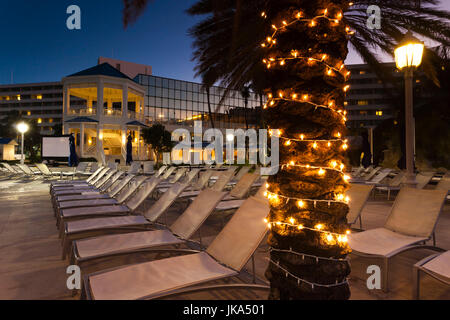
xmin=16 ymin=122 xmax=29 ymax=165
xmin=394 ymin=31 xmax=424 ymax=188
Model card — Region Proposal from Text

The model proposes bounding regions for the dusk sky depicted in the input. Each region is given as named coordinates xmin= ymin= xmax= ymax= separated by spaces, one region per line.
xmin=1 ymin=0 xmax=449 ymax=85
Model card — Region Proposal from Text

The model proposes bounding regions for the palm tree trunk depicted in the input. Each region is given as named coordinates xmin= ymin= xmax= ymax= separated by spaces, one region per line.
xmin=263 ymin=1 xmax=352 ymax=300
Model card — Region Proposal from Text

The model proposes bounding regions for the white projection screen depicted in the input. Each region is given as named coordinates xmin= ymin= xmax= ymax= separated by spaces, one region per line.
xmin=42 ymin=136 xmax=70 ymax=158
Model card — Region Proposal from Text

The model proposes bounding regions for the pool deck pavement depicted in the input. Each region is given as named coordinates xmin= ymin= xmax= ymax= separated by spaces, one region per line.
xmin=0 ymin=176 xmax=448 ymax=300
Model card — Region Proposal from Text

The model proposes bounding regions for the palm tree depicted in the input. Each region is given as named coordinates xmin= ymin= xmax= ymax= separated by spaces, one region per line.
xmin=122 ymin=0 xmax=450 ymax=300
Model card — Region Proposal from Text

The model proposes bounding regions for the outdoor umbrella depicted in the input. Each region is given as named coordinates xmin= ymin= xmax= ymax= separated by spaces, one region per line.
xmin=68 ymin=133 xmax=78 ymax=167
xmin=126 ymin=134 xmax=133 ymax=165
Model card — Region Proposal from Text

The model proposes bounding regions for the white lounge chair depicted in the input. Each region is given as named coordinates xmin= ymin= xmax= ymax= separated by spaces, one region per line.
xmin=61 ymin=182 xmax=191 ymax=259
xmin=70 ymin=188 xmax=228 ymax=271
xmin=348 ymin=188 xmax=448 ymax=291
xmin=54 ymin=172 xmax=130 ymax=203
xmin=413 ymin=250 xmax=450 ymax=299
xmin=346 ymin=184 xmax=374 ymax=229
xmin=363 ymin=166 xmax=381 ymax=181
xmin=54 ymin=174 xmax=148 ymax=218
xmin=375 ymin=172 xmax=406 ymax=200
xmin=50 ymin=166 xmax=104 ymax=187
xmin=57 ymin=175 xmax=152 ymax=227
xmin=81 ymin=195 xmax=270 ymax=300
xmin=364 ymin=168 xmax=393 ymax=186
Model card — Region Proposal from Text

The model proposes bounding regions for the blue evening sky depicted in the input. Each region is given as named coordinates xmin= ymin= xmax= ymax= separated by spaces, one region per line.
xmin=0 ymin=0 xmax=448 ymax=85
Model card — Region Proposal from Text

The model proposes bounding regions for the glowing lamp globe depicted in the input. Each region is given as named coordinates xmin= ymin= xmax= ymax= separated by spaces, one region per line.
xmin=395 ymin=31 xmax=424 ymax=70
xmin=17 ymin=122 xmax=29 ymax=134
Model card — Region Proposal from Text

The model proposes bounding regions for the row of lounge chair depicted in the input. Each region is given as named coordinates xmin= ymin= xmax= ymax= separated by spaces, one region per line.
xmin=351 ymin=166 xmax=438 ymax=200
xmin=49 ymin=164 xmax=272 ymax=299
xmin=9 ymin=160 xmax=438 ymax=298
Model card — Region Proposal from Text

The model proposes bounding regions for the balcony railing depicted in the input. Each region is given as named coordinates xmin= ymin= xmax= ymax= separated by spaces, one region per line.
xmin=127 ymin=111 xmax=145 ymax=122
xmin=103 ymin=109 xmax=122 ymax=117
xmin=68 ymin=107 xmax=96 ymax=116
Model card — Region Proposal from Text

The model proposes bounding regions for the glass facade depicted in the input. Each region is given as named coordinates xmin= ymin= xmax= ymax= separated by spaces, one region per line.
xmin=134 ymin=74 xmax=264 ymax=128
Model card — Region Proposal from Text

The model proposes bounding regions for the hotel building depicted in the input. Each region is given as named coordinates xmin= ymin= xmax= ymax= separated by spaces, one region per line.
xmin=1 ymin=58 xmax=420 ymax=163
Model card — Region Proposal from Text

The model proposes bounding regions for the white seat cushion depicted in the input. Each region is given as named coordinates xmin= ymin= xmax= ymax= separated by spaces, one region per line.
xmin=58 ymin=198 xmax=118 ymax=209
xmin=67 ymin=215 xmax=148 ymax=234
xmin=348 ymin=228 xmax=427 ymax=257
xmin=62 ymin=205 xmax=129 ymax=219
xmin=76 ymin=230 xmax=183 ymax=260
xmin=88 ymin=252 xmax=237 ymax=300
xmin=422 ymin=251 xmax=450 ymax=280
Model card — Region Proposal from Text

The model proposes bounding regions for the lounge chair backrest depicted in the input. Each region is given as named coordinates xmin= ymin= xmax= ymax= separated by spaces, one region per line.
xmin=143 ymin=161 xmax=155 ymax=175
xmin=384 ymin=188 xmax=448 ymax=238
xmin=206 ymin=196 xmax=269 ymax=271
xmin=126 ymin=176 xmax=161 ymax=211
xmin=388 ymin=172 xmax=406 ymax=187
xmin=436 ymin=175 xmax=450 ymax=192
xmin=101 ymin=171 xmax=125 ymax=192
xmin=191 ymin=170 xmax=214 ymax=190
xmin=128 ymin=162 xmax=141 ymax=175
xmin=161 ymin=166 xmax=176 ymax=179
xmin=170 ymin=189 xmax=228 ymax=239
xmin=229 ymin=173 xmax=260 ymax=199
xmin=369 ymin=168 xmax=392 ymax=184
xmin=91 ymin=168 xmax=110 ymax=185
xmin=94 ymin=169 xmax=117 ymax=188
xmin=364 ymin=167 xmax=382 ymax=181
xmin=76 ymin=162 xmax=89 ymax=173
xmin=116 ymin=175 xmax=148 ymax=203
xmin=346 ymin=184 xmax=374 ymax=224
xmin=36 ymin=163 xmax=52 ymax=175
xmin=352 ymin=167 xmax=364 ymax=177
xmin=210 ymin=168 xmax=237 ymax=191
xmin=90 ymin=163 xmax=99 ymax=173
xmin=180 ymin=168 xmax=201 ymax=185
xmin=169 ymin=168 xmax=188 ymax=183
xmin=233 ymin=166 xmax=251 ymax=182
xmin=17 ymin=164 xmax=33 ymax=174
xmin=86 ymin=166 xmax=104 ymax=183
xmin=416 ymin=172 xmax=434 ymax=190
xmin=154 ymin=165 xmax=167 ymax=177
xmin=144 ymin=183 xmax=189 ymax=222
xmin=108 ymin=174 xmax=135 ymax=197
xmin=1 ymin=163 xmax=17 ymax=173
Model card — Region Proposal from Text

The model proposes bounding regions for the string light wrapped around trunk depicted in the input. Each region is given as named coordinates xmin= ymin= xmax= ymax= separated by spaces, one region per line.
xmin=262 ymin=0 xmax=353 ymax=300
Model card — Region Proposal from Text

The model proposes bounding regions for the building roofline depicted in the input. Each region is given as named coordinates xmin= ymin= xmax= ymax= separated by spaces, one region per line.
xmin=0 ymin=81 xmax=61 ymax=88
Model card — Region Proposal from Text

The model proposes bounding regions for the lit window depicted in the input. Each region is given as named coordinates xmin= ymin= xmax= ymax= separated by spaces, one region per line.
xmin=49 ymin=118 xmax=53 ymax=123
xmin=37 ymin=118 xmax=42 ymax=124
xmin=27 ymin=111 xmax=31 ymax=116
xmin=37 ymin=94 xmax=42 ymax=100
xmin=376 ymin=111 xmax=383 ymax=116
xmin=17 ymin=95 xmax=21 ymax=101
xmin=344 ymin=101 xmax=348 ymax=106
xmin=359 ymin=70 xmax=366 ymax=75
xmin=357 ymin=100 xmax=369 ymax=106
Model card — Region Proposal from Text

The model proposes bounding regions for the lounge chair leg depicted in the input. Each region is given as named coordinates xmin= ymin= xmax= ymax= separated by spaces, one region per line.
xmin=382 ymin=258 xmax=389 ymax=292
xmin=387 ymin=190 xmax=391 ymax=201
xmin=412 ymin=267 xmax=420 ymax=300
xmin=359 ymin=215 xmax=363 ymax=230
xmin=432 ymin=233 xmax=436 ymax=247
